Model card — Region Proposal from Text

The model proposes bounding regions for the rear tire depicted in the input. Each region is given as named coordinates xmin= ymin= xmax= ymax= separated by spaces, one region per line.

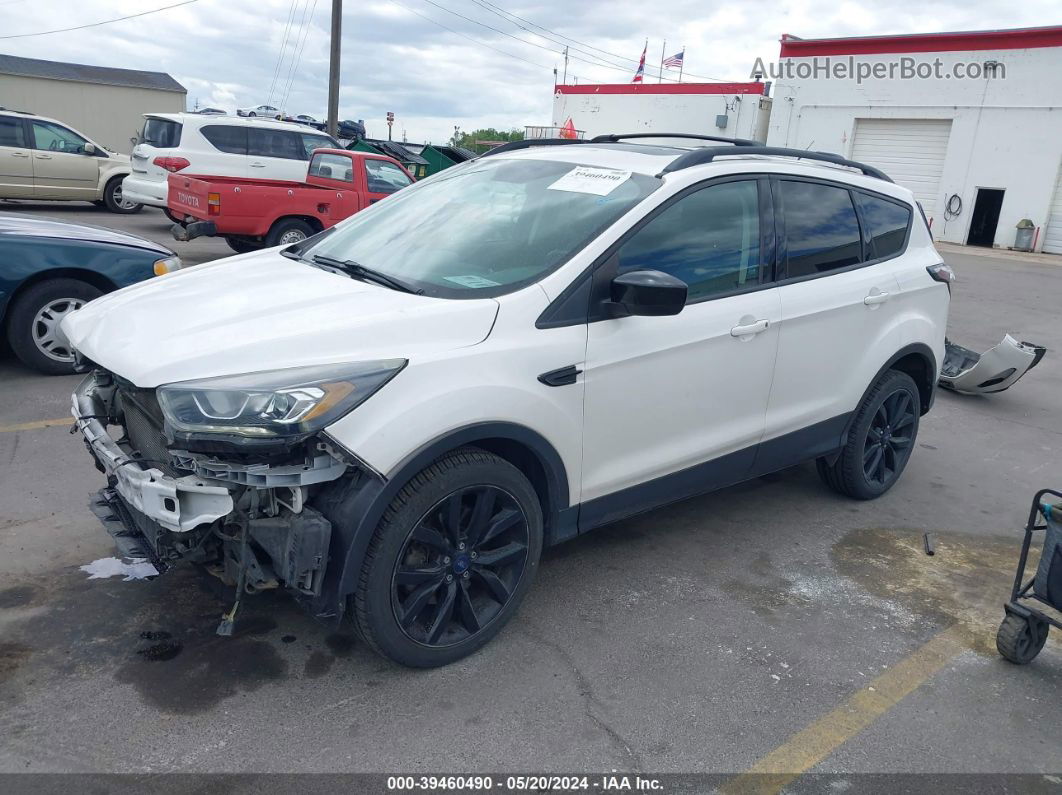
xmin=996 ymin=613 xmax=1049 ymax=664
xmin=103 ymin=177 xmax=142 ymax=214
xmin=7 ymin=278 xmax=102 ymax=375
xmin=225 ymin=237 xmax=261 ymax=254
xmin=163 ymin=208 xmax=186 ymax=224
xmin=353 ymin=449 xmax=544 ymax=667
xmin=817 ymin=369 xmax=920 ymax=500
xmin=265 ymin=218 xmax=314 ymax=247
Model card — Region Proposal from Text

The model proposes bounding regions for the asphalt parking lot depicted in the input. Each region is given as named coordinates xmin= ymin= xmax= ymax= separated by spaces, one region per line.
xmin=1 ymin=201 xmax=1061 ymax=782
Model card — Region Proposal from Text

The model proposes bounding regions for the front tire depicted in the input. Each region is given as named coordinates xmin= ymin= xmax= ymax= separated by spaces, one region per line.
xmin=7 ymin=278 xmax=101 ymax=374
xmin=353 ymin=449 xmax=544 ymax=667
xmin=103 ymin=177 xmax=142 ymax=214
xmin=817 ymin=369 xmax=920 ymax=500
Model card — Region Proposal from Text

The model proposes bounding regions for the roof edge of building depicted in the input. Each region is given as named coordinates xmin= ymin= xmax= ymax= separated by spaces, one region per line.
xmin=555 ymin=82 xmax=765 ymax=96
xmin=778 ymin=25 xmax=1062 ymax=57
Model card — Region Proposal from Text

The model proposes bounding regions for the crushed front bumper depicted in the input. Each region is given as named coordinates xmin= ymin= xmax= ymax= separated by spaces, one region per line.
xmin=72 ymin=373 xmax=234 ymax=533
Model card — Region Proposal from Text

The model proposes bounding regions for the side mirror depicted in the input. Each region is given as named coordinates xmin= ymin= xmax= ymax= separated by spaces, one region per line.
xmin=608 ymin=269 xmax=687 ymax=317
xmin=83 ymin=143 xmax=96 ymax=155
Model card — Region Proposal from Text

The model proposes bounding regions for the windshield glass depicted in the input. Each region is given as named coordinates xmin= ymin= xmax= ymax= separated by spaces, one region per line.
xmin=302 ymin=158 xmax=659 ymax=298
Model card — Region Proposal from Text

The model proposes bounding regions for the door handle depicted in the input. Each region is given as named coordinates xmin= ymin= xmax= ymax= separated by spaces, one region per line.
xmin=249 ymin=162 xmax=266 ymax=168
xmin=863 ymin=290 xmax=890 ymax=306
xmin=730 ymin=319 xmax=769 ymax=337
xmin=35 ymin=154 xmax=52 ymax=160
xmin=11 ymin=151 xmax=29 ymax=158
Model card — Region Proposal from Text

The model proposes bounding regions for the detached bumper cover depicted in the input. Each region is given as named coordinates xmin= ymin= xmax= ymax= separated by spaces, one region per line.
xmin=72 ymin=374 xmax=233 ymax=533
xmin=939 ymin=335 xmax=1046 ymax=395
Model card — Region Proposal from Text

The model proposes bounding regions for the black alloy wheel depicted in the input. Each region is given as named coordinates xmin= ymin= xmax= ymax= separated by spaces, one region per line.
xmin=391 ymin=485 xmax=529 ymax=647
xmin=862 ymin=388 xmax=916 ymax=487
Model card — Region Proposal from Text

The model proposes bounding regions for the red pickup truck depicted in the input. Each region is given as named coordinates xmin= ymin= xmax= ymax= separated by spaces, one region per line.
xmin=168 ymin=149 xmax=414 ymax=253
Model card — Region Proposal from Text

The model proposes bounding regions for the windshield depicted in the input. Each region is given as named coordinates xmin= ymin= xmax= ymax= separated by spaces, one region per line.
xmin=302 ymin=158 xmax=659 ymax=298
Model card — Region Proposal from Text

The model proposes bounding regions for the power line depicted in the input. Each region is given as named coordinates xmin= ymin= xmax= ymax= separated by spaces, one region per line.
xmin=280 ymin=0 xmax=320 ymax=111
xmin=468 ymin=0 xmax=727 ymax=82
xmin=267 ymin=0 xmax=300 ymax=105
xmin=0 ymin=0 xmax=200 ymax=39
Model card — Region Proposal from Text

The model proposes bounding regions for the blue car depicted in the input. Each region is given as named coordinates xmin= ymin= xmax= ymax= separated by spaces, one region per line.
xmin=0 ymin=213 xmax=181 ymax=374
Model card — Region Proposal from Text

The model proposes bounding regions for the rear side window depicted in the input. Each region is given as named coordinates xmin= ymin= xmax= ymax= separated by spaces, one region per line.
xmin=0 ymin=116 xmax=25 ymax=147
xmin=248 ymin=128 xmax=301 ymax=160
xmin=855 ymin=193 xmax=912 ymax=261
xmin=141 ymin=117 xmax=182 ymax=148
xmin=781 ymin=181 xmax=862 ymax=277
xmin=201 ymin=125 xmax=248 ymax=154
xmin=309 ymin=153 xmax=354 ymax=182
xmin=298 ymin=132 xmax=336 ymax=159
xmin=617 ymin=179 xmax=761 ymax=302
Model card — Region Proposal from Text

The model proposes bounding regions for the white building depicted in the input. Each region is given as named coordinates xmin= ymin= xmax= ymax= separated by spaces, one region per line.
xmin=552 ymin=82 xmax=773 ymax=146
xmin=764 ymin=26 xmax=1062 ymax=252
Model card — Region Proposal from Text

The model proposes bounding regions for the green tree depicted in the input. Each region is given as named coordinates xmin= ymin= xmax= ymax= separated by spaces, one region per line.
xmin=451 ymin=127 xmax=524 ymax=154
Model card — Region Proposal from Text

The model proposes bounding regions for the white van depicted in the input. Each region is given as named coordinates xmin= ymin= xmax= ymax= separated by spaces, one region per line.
xmin=122 ymin=113 xmax=339 ymax=215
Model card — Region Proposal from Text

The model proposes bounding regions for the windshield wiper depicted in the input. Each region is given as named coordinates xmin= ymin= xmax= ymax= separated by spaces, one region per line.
xmin=310 ymin=254 xmax=423 ymax=295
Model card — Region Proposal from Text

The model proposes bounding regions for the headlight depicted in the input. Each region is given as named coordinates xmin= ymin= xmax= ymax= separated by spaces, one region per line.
xmin=153 ymin=255 xmax=183 ymax=276
xmin=157 ymin=360 xmax=406 ymax=438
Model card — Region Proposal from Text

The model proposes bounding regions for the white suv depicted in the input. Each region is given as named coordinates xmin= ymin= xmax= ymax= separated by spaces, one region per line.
xmin=64 ymin=134 xmax=951 ymax=668
xmin=122 ymin=113 xmax=339 ymax=213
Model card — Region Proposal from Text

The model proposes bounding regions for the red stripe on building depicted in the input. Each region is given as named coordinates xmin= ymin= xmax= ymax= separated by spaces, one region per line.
xmin=779 ymin=25 xmax=1062 ymax=57
xmin=554 ymin=82 xmax=765 ymax=96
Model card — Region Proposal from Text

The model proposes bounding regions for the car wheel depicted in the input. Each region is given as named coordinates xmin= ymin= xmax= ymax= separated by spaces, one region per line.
xmin=353 ymin=448 xmax=544 ymax=667
xmin=248 ymin=112 xmax=257 ymax=117
xmin=103 ymin=177 xmax=143 ymax=214
xmin=226 ymin=237 xmax=261 ymax=254
xmin=817 ymin=369 xmax=920 ymax=500
xmin=7 ymin=278 xmax=101 ymax=375
xmin=265 ymin=218 xmax=314 ymax=247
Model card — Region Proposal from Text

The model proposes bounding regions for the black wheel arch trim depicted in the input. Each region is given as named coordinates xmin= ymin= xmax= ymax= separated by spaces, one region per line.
xmin=310 ymin=422 xmax=571 ymax=622
xmin=841 ymin=342 xmax=937 ymax=443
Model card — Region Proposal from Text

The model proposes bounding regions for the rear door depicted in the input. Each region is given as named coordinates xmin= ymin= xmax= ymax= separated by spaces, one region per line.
xmin=763 ymin=178 xmax=906 ymax=457
xmin=247 ymin=128 xmax=308 ymax=181
xmin=196 ymin=124 xmax=250 ymax=178
xmin=0 ymin=115 xmax=33 ymax=198
xmin=29 ymin=120 xmax=99 ymax=199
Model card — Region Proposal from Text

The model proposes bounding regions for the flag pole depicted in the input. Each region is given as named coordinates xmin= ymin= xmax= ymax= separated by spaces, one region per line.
xmin=678 ymin=45 xmax=684 ymax=82
xmin=658 ymin=40 xmax=666 ymax=83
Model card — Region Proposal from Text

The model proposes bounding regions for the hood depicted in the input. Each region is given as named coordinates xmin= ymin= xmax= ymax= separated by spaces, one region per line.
xmin=62 ymin=250 xmax=500 ymax=387
xmin=0 ymin=212 xmax=170 ymax=254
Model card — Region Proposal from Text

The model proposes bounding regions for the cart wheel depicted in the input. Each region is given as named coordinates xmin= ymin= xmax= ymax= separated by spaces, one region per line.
xmin=996 ymin=613 xmax=1049 ymax=664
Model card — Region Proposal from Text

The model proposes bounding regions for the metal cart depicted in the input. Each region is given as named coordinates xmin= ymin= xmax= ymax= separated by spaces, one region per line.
xmin=997 ymin=489 xmax=1062 ymax=664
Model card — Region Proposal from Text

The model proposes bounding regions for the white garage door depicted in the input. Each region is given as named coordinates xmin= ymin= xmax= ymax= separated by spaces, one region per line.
xmin=851 ymin=119 xmax=952 ymax=226
xmin=1043 ymin=162 xmax=1062 ymax=254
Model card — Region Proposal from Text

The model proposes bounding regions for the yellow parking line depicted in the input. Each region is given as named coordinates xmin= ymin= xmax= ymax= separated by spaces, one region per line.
xmin=0 ymin=417 xmax=71 ymax=433
xmin=722 ymin=625 xmax=967 ymax=795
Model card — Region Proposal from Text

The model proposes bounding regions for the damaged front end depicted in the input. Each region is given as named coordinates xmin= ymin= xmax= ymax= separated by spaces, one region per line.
xmin=940 ymin=335 xmax=1047 ymax=395
xmin=72 ymin=366 xmax=394 ymax=632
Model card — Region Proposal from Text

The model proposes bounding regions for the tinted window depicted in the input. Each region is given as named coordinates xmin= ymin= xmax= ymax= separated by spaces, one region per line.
xmin=141 ymin=117 xmax=182 ymax=148
xmin=248 ymin=128 xmax=302 ymax=160
xmin=0 ymin=116 xmax=25 ymax=147
xmin=31 ymin=121 xmax=88 ymax=154
xmin=201 ymin=125 xmax=248 ymax=154
xmin=365 ymin=159 xmax=412 ymax=193
xmin=856 ymin=193 xmax=911 ymax=260
xmin=782 ymin=181 xmax=862 ymax=277
xmin=298 ymin=132 xmax=336 ymax=159
xmin=309 ymin=153 xmax=354 ymax=182
xmin=617 ymin=180 xmax=761 ymax=301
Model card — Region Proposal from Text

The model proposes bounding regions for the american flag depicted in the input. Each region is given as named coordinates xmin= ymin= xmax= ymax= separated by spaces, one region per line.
xmin=663 ymin=50 xmax=685 ymax=68
xmin=632 ymin=42 xmax=646 ymax=83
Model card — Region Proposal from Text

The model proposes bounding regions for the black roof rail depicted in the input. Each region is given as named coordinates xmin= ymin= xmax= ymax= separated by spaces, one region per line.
xmin=479 ymin=138 xmax=585 ymax=157
xmin=659 ymin=146 xmax=893 ymax=182
xmin=590 ymin=132 xmax=760 ymax=146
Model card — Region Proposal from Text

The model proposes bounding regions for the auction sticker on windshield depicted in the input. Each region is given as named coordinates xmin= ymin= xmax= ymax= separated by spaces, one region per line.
xmin=547 ymin=166 xmax=633 ymax=196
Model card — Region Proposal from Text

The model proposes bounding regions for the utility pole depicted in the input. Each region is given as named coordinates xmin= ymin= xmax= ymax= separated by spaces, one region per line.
xmin=326 ymin=0 xmax=342 ymax=138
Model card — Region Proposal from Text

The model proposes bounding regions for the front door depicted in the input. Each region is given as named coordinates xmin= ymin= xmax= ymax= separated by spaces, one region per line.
xmin=29 ymin=121 xmax=99 ymax=200
xmin=0 ymin=115 xmax=33 ymax=198
xmin=580 ymin=178 xmax=780 ymax=523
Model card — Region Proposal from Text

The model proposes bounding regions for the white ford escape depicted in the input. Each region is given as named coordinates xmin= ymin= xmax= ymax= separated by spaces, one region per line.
xmin=63 ymin=134 xmax=952 ymax=668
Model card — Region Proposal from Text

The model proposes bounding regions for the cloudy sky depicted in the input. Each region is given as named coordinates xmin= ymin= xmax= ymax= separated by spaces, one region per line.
xmin=0 ymin=0 xmax=1057 ymax=143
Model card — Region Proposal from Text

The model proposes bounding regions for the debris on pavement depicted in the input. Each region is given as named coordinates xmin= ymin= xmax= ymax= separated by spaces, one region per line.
xmin=79 ymin=557 xmax=159 ymax=581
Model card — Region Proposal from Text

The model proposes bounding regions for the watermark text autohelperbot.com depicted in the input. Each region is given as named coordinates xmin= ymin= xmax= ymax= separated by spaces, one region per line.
xmin=751 ymin=56 xmax=1007 ymax=84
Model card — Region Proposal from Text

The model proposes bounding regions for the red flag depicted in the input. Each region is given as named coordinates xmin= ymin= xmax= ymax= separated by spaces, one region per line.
xmin=559 ymin=118 xmax=578 ymax=139
xmin=632 ymin=42 xmax=646 ymax=83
